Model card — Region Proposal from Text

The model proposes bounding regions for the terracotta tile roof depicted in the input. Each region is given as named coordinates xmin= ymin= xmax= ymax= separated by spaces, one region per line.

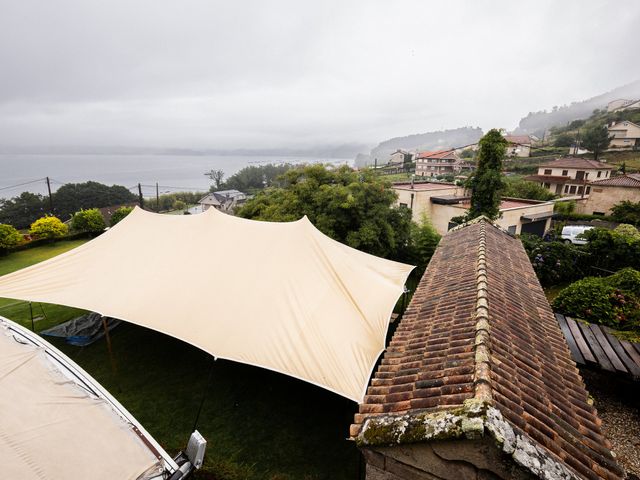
xmin=540 ymin=157 xmax=614 ymax=170
xmin=504 ymin=135 xmax=532 ymax=145
xmin=351 ymin=218 xmax=623 ymax=480
xmin=416 ymin=150 xmax=457 ymax=159
xmin=524 ymin=174 xmax=571 ymax=184
xmin=589 ymin=174 xmax=640 ymax=188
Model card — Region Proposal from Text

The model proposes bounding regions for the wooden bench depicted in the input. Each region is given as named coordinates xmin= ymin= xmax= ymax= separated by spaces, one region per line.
xmin=555 ymin=313 xmax=640 ymax=380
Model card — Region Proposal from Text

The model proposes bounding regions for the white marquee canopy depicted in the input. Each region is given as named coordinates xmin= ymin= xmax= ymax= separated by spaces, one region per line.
xmin=0 ymin=207 xmax=413 ymax=402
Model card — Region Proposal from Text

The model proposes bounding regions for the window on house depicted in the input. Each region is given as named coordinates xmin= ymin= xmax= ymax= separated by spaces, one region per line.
xmin=562 ymin=170 xmax=568 ymax=176
xmin=593 ymin=212 xmax=605 ymax=216
xmin=544 ymin=169 xmax=552 ymax=175
xmin=507 ymin=225 xmax=517 ymax=235
xmin=399 ymin=203 xmax=408 ymax=208
xmin=597 ymin=171 xmax=601 ymax=177
xmin=575 ymin=171 xmax=585 ymax=181
xmin=577 ymin=186 xmax=584 ymax=194
xmin=586 ymin=186 xmax=591 ymax=194
xmin=543 ymin=183 xmax=551 ymax=188
xmin=564 ymin=185 xmax=569 ymax=193
xmin=569 ymin=186 xmax=577 ymax=194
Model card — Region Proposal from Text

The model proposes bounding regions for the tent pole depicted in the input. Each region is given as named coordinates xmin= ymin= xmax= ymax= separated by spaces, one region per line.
xmin=102 ymin=316 xmax=117 ymax=375
xmin=29 ymin=302 xmax=34 ymax=332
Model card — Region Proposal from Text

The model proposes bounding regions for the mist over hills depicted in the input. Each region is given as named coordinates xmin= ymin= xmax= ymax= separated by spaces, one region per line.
xmin=515 ymin=79 xmax=640 ymax=137
xmin=356 ymin=127 xmax=483 ymax=167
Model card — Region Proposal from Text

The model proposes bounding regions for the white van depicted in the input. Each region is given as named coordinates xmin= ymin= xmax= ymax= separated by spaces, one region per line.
xmin=561 ymin=225 xmax=593 ymax=245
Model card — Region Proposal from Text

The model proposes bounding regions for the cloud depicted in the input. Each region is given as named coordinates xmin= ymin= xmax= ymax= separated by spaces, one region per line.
xmin=0 ymin=0 xmax=638 ymax=148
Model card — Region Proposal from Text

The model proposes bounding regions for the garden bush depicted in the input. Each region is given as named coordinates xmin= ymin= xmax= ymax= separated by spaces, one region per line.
xmin=582 ymin=227 xmax=640 ymax=272
xmin=520 ymin=234 xmax=587 ymax=286
xmin=29 ymin=216 xmax=68 ymax=240
xmin=552 ymin=275 xmax=640 ymax=331
xmin=0 ymin=223 xmax=22 ymax=254
xmin=110 ymin=206 xmax=134 ymax=226
xmin=71 ymin=208 xmax=106 ymax=233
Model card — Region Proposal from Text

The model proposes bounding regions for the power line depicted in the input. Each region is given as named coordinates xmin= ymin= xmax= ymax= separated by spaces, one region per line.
xmin=0 ymin=178 xmax=46 ymax=192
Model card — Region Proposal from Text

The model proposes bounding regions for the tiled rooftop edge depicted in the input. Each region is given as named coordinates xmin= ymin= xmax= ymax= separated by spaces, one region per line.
xmin=354 ymin=401 xmax=581 ymax=480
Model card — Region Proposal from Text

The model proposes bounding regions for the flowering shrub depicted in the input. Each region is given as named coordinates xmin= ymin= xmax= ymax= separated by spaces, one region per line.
xmin=552 ymin=269 xmax=640 ymax=332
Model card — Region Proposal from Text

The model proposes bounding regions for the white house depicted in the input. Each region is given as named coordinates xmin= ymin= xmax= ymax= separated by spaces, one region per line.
xmin=608 ymin=120 xmax=640 ymax=150
xmin=198 ymin=189 xmax=248 ymax=212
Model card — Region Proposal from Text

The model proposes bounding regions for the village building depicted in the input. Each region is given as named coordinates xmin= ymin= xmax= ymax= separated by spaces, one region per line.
xmin=198 ymin=189 xmax=247 ymax=212
xmin=389 ymin=149 xmax=414 ymax=165
xmin=608 ymin=120 xmax=640 ymax=150
xmin=351 ymin=218 xmax=623 ymax=480
xmin=607 ymin=98 xmax=640 ymax=112
xmin=393 ymin=182 xmax=554 ymax=236
xmin=504 ymin=134 xmax=531 ymax=157
xmin=577 ymin=173 xmax=640 ymax=216
xmin=525 ymin=157 xmax=613 ymax=196
xmin=415 ymin=150 xmax=462 ymax=177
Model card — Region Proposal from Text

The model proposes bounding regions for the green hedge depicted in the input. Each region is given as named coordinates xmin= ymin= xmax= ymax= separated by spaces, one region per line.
xmin=8 ymin=231 xmax=97 ymax=252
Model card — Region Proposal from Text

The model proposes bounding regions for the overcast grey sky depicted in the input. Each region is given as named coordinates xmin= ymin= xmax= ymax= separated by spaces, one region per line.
xmin=0 ymin=0 xmax=638 ymax=149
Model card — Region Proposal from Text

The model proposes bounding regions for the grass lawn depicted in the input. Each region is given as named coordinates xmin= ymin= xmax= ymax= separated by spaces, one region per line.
xmin=0 ymin=240 xmax=360 ymax=480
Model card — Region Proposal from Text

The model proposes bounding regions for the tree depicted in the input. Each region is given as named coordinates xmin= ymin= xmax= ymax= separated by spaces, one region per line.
xmin=0 ymin=192 xmax=47 ymax=229
xmin=553 ymin=133 xmax=574 ymax=148
xmin=0 ymin=224 xmax=22 ymax=254
xmin=410 ymin=215 xmax=441 ymax=275
xmin=71 ymin=209 xmax=106 ymax=233
xmin=110 ymin=206 xmax=134 ymax=226
xmin=581 ymin=124 xmax=612 ymax=160
xmin=221 ymin=164 xmax=292 ymax=193
xmin=29 ymin=216 xmax=68 ymax=240
xmin=503 ymin=178 xmax=555 ymax=201
xmin=52 ymin=181 xmax=137 ymax=220
xmin=467 ymin=129 xmax=507 ymax=220
xmin=619 ymin=161 xmax=627 ymax=174
xmin=205 ymin=169 xmax=225 ymax=189
xmin=611 ymin=200 xmax=640 ymax=225
xmin=237 ymin=165 xmax=413 ymax=260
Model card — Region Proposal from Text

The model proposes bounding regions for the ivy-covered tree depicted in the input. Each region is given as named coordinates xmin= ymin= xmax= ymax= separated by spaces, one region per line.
xmin=237 ymin=164 xmax=413 ymax=260
xmin=467 ymin=129 xmax=507 ymax=220
xmin=581 ymin=124 xmax=612 ymax=160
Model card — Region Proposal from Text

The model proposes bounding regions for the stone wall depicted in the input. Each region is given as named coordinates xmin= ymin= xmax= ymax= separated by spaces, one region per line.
xmin=363 ymin=439 xmax=535 ymax=480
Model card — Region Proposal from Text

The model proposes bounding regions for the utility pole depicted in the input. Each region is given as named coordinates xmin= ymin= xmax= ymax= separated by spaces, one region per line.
xmin=137 ymin=183 xmax=144 ymax=209
xmin=45 ymin=177 xmax=53 ymax=213
xmin=156 ymin=182 xmax=160 ymax=211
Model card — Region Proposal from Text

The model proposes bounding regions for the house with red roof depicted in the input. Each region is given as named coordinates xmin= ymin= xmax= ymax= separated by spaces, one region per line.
xmin=415 ymin=150 xmax=463 ymax=178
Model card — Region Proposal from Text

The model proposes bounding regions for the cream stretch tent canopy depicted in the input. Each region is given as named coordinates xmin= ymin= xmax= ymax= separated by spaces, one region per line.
xmin=0 ymin=207 xmax=413 ymax=402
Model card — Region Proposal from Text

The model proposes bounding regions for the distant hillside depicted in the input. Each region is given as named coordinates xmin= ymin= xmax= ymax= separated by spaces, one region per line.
xmin=516 ymin=80 xmax=640 ymax=137
xmin=357 ymin=126 xmax=483 ymax=167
